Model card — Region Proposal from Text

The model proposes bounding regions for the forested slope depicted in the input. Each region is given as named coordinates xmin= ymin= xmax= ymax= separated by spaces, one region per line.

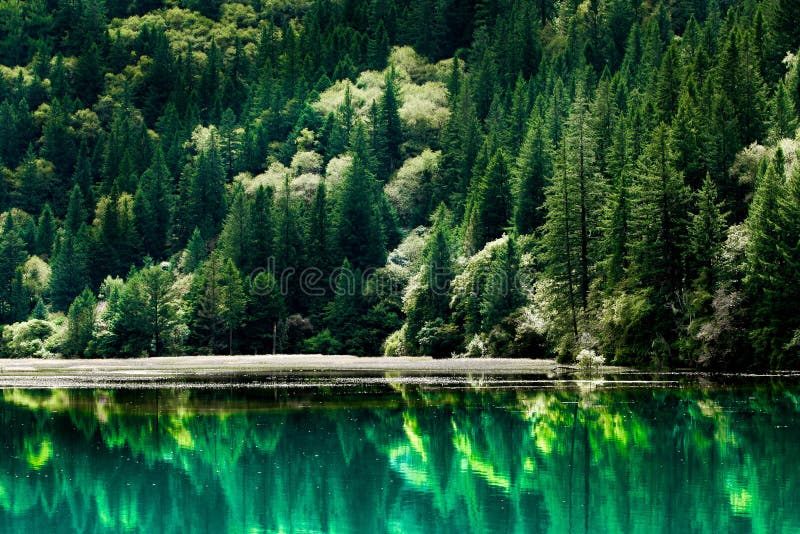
xmin=0 ymin=0 xmax=798 ymax=368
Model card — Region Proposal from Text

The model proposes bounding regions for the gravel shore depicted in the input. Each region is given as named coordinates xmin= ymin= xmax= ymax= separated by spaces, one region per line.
xmin=0 ymin=355 xmax=624 ymax=388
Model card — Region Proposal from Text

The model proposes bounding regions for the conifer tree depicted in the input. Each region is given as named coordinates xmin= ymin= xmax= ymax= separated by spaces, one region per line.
xmin=629 ymin=124 xmax=690 ymax=298
xmin=0 ymin=214 xmax=27 ymax=322
xmin=34 ymin=203 xmax=55 ymax=258
xmin=404 ymin=204 xmax=455 ymax=356
xmin=513 ymin=108 xmax=551 ymax=235
xmin=113 ymin=265 xmax=183 ymax=356
xmin=688 ymin=174 xmax=727 ymax=293
xmin=133 ymin=145 xmax=173 ymax=259
xmin=183 ymin=228 xmax=207 ymax=273
xmin=63 ymin=287 xmax=96 ymax=357
xmin=218 ymin=186 xmax=251 ymax=270
xmin=189 ymin=132 xmax=227 ymax=240
xmin=747 ymin=150 xmax=800 ymax=367
xmin=462 ymin=149 xmax=512 ymax=254
xmin=373 ymin=68 xmax=403 ymax=180
xmin=246 ymin=185 xmax=274 ymax=275
xmin=335 ymin=124 xmax=385 ymax=270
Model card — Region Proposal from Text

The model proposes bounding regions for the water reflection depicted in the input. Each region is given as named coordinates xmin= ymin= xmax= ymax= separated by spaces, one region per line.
xmin=1 ymin=382 xmax=799 ymax=533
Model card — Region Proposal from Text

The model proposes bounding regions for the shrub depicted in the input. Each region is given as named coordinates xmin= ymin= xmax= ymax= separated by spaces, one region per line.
xmin=0 ymin=319 xmax=60 ymax=358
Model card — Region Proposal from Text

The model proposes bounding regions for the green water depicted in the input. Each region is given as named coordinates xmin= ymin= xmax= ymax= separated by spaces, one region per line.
xmin=1 ymin=378 xmax=799 ymax=533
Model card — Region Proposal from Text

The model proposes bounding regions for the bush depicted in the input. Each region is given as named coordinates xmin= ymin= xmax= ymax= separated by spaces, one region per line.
xmin=0 ymin=319 xmax=60 ymax=358
xmin=576 ymin=348 xmax=605 ymax=371
xmin=382 ymin=326 xmax=408 ymax=356
xmin=417 ymin=318 xmax=462 ymax=358
xmin=304 ymin=328 xmax=342 ymax=354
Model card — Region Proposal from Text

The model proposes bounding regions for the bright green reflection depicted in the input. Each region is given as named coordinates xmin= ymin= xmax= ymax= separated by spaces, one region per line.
xmin=1 ymin=382 xmax=799 ymax=533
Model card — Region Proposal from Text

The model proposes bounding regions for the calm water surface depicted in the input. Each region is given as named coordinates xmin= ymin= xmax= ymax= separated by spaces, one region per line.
xmin=0 ymin=376 xmax=798 ymax=533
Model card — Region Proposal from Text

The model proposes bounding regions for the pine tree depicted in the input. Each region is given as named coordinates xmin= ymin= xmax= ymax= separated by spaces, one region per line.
xmin=747 ymin=150 xmax=800 ymax=367
xmin=308 ymin=180 xmax=331 ymax=274
xmin=0 ymin=214 xmax=27 ymax=322
xmin=373 ymin=68 xmax=403 ymax=180
xmin=63 ymin=287 xmax=96 ymax=357
xmin=404 ymin=204 xmax=455 ymax=356
xmin=189 ymin=132 xmax=227 ymax=240
xmin=113 ymin=265 xmax=183 ymax=356
xmin=31 ymin=298 xmax=47 ymax=320
xmin=72 ymin=139 xmax=95 ymax=213
xmin=246 ymin=185 xmax=274 ymax=275
xmin=242 ymin=270 xmax=286 ymax=353
xmin=688 ymin=174 xmax=727 ymax=293
xmin=50 ymin=225 xmax=91 ymax=311
xmin=629 ymin=124 xmax=690 ymax=298
xmin=189 ymin=251 xmax=246 ymax=354
xmin=462 ymin=149 xmax=512 ymax=254
xmin=601 ymin=118 xmax=632 ymax=288
xmin=133 ymin=144 xmax=173 ymax=259
xmin=769 ymin=80 xmax=798 ymax=141
xmin=34 ymin=203 xmax=55 ymax=258
xmin=183 ymin=228 xmax=207 ymax=272
xmin=513 ymin=108 xmax=551 ymax=235
xmin=218 ymin=186 xmax=251 ymax=270
xmin=335 ymin=124 xmax=385 ymax=270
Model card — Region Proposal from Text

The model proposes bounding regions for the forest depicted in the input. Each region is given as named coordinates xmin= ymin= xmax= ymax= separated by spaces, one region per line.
xmin=0 ymin=0 xmax=798 ymax=368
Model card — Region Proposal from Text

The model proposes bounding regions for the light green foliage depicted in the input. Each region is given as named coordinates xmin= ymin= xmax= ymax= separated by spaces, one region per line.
xmin=0 ymin=318 xmax=62 ymax=358
xmin=63 ymin=288 xmax=97 ymax=357
xmin=109 ymin=265 xmax=186 ymax=356
xmin=384 ymin=149 xmax=440 ymax=227
xmin=188 ymin=251 xmax=247 ymax=354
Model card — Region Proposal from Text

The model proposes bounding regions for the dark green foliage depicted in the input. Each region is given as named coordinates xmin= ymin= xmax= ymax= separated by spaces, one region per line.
xmin=513 ymin=109 xmax=551 ymax=235
xmin=0 ymin=0 xmax=797 ymax=366
xmin=34 ymin=204 xmax=55 ymax=258
xmin=190 ymin=133 xmax=227 ymax=241
xmin=463 ymin=149 xmax=512 ymax=255
xmin=404 ymin=205 xmax=455 ymax=356
xmin=63 ymin=287 xmax=96 ymax=357
xmin=335 ymin=125 xmax=385 ymax=270
xmin=187 ymin=251 xmax=247 ymax=354
xmin=111 ymin=265 xmax=183 ymax=356
xmin=372 ymin=68 xmax=403 ymax=180
xmin=134 ymin=145 xmax=173 ymax=259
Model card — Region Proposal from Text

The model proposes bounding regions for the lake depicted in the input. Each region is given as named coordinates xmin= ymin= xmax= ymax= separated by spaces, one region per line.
xmin=0 ymin=374 xmax=798 ymax=533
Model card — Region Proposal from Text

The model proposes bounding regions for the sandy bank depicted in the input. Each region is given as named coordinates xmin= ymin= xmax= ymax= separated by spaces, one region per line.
xmin=0 ymin=354 xmax=629 ymax=388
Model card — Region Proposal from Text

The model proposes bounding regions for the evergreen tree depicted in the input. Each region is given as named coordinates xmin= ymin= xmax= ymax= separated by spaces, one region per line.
xmin=34 ymin=203 xmax=55 ymax=258
xmin=373 ymin=68 xmax=403 ymax=180
xmin=335 ymin=124 xmax=385 ymax=270
xmin=188 ymin=251 xmax=246 ymax=354
xmin=629 ymin=124 xmax=690 ymax=298
xmin=462 ymin=149 xmax=512 ymax=254
xmin=218 ymin=186 xmax=251 ymax=270
xmin=183 ymin=228 xmax=207 ymax=272
xmin=0 ymin=214 xmax=27 ymax=322
xmin=246 ymin=185 xmax=274 ymax=275
xmin=113 ymin=265 xmax=183 ymax=356
xmin=50 ymin=189 xmax=90 ymax=311
xmin=189 ymin=132 xmax=227 ymax=240
xmin=63 ymin=287 xmax=96 ymax=357
xmin=404 ymin=204 xmax=455 ymax=356
xmin=513 ymin=109 xmax=551 ymax=235
xmin=746 ymin=150 xmax=800 ymax=367
xmin=688 ymin=174 xmax=727 ymax=293
xmin=133 ymin=145 xmax=173 ymax=259
xmin=242 ymin=270 xmax=286 ymax=353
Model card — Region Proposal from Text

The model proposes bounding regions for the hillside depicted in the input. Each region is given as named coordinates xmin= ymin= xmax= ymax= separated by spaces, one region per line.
xmin=0 ymin=0 xmax=799 ymax=368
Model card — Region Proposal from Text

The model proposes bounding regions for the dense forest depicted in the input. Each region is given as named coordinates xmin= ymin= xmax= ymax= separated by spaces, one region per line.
xmin=0 ymin=0 xmax=798 ymax=368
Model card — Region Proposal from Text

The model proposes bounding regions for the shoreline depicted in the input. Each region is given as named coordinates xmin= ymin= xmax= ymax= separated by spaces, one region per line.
xmin=0 ymin=354 xmax=797 ymax=389
xmin=0 ymin=354 xmax=619 ymax=388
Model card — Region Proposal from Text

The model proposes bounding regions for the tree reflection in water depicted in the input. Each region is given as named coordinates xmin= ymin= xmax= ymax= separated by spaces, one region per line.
xmin=0 ymin=380 xmax=799 ymax=533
